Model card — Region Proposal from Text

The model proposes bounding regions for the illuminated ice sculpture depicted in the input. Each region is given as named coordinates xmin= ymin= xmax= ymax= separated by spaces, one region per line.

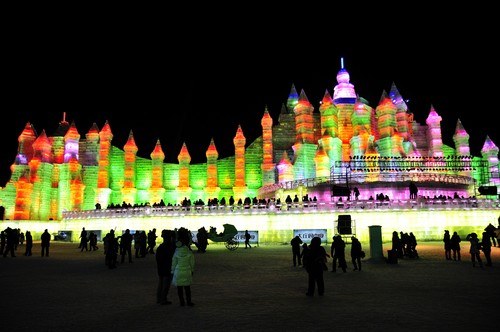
xmin=1 ymin=61 xmax=498 ymax=233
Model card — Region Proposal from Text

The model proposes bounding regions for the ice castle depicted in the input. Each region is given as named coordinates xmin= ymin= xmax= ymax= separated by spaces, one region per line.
xmin=1 ymin=62 xmax=498 ymax=244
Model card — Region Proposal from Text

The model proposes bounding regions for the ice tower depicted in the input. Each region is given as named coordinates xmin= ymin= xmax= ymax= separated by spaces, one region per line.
xmin=292 ymin=90 xmax=317 ymax=180
xmin=121 ymin=130 xmax=138 ymax=204
xmin=261 ymin=107 xmax=275 ymax=187
xmin=233 ymin=125 xmax=247 ymax=201
xmin=94 ymin=121 xmax=113 ymax=208
xmin=333 ymin=62 xmax=357 ymax=161
xmin=177 ymin=142 xmax=192 ymax=202
xmin=426 ymin=105 xmax=444 ymax=157
xmin=205 ymin=138 xmax=220 ymax=200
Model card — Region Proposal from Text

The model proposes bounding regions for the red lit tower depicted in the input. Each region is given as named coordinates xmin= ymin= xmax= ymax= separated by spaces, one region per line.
xmin=205 ymin=138 xmax=220 ymax=200
xmin=177 ymin=142 xmax=192 ymax=202
xmin=261 ymin=107 xmax=275 ymax=187
xmin=121 ymin=130 xmax=138 ymax=204
xmin=94 ymin=120 xmax=113 ymax=208
xmin=233 ymin=125 xmax=247 ymax=201
xmin=149 ymin=139 xmax=165 ymax=204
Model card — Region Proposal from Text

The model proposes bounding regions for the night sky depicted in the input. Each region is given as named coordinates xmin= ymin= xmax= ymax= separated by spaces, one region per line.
xmin=2 ymin=20 xmax=498 ymax=187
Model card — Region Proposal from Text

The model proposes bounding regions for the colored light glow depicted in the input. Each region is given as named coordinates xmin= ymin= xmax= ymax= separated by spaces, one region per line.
xmin=3 ymin=65 xmax=499 ymax=221
xmin=56 ymin=208 xmax=498 ymax=244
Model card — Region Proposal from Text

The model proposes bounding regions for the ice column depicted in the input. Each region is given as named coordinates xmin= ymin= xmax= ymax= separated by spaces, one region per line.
xmin=261 ymin=108 xmax=275 ymax=187
xmin=149 ymin=139 xmax=166 ymax=204
xmin=425 ymin=105 xmax=444 ymax=157
xmin=233 ymin=125 xmax=247 ymax=201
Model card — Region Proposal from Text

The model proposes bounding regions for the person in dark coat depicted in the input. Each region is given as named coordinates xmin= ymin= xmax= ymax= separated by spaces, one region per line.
xmin=443 ymin=230 xmax=452 ymax=260
xmin=484 ymin=223 xmax=497 ymax=247
xmin=481 ymin=232 xmax=492 ymax=267
xmin=351 ymin=236 xmax=362 ymax=271
xmin=2 ymin=228 xmax=16 ymax=257
xmin=106 ymin=230 xmax=117 ymax=269
xmin=305 ymin=237 xmax=327 ymax=296
xmin=244 ymin=230 xmax=252 ymax=249
xmin=409 ymin=232 xmax=418 ymax=256
xmin=121 ymin=229 xmax=133 ymax=263
xmin=147 ymin=229 xmax=157 ymax=254
xmin=450 ymin=231 xmax=461 ymax=261
xmin=41 ymin=229 xmax=51 ymax=257
xmin=23 ymin=231 xmax=33 ymax=256
xmin=465 ymin=233 xmax=482 ymax=268
xmin=195 ymin=227 xmax=208 ymax=253
xmin=331 ymin=235 xmax=347 ymax=273
xmin=291 ymin=236 xmax=303 ymax=266
xmin=79 ymin=227 xmax=87 ymax=250
xmin=156 ymin=230 xmax=175 ymax=305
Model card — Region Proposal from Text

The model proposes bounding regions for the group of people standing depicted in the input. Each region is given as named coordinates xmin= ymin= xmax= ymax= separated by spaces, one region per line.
xmin=291 ymin=234 xmax=364 ymax=297
xmin=392 ymin=231 xmax=418 ymax=258
xmin=2 ymin=227 xmax=50 ymax=257
xmin=444 ymin=224 xmax=497 ymax=267
xmin=100 ymin=228 xmax=159 ymax=268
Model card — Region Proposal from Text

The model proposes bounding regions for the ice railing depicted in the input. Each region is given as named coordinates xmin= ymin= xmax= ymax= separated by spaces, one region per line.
xmin=62 ymin=198 xmax=500 ymax=219
xmin=258 ymin=173 xmax=475 ymax=195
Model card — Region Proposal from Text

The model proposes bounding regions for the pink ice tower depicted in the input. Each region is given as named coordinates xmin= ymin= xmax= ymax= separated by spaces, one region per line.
xmin=425 ymin=105 xmax=444 ymax=157
xmin=481 ymin=136 xmax=499 ymax=184
xmin=63 ymin=120 xmax=80 ymax=163
xmin=333 ymin=68 xmax=356 ymax=102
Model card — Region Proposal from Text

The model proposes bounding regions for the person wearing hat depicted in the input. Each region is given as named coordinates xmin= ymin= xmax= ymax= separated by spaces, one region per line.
xmin=350 ymin=236 xmax=362 ymax=271
xmin=41 ymin=229 xmax=51 ymax=257
xmin=465 ymin=233 xmax=482 ymax=268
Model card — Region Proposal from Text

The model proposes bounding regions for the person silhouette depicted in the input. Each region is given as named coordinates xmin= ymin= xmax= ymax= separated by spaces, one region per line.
xmin=121 ymin=229 xmax=133 ymax=263
xmin=351 ymin=236 xmax=362 ymax=271
xmin=481 ymin=232 xmax=492 ymax=267
xmin=79 ymin=227 xmax=87 ymax=250
xmin=23 ymin=231 xmax=32 ymax=256
xmin=331 ymin=235 xmax=347 ymax=273
xmin=305 ymin=237 xmax=327 ymax=296
xmin=443 ymin=230 xmax=452 ymax=260
xmin=2 ymin=228 xmax=16 ymax=258
xmin=156 ymin=230 xmax=175 ymax=305
xmin=41 ymin=229 xmax=51 ymax=257
xmin=291 ymin=236 xmax=303 ymax=266
xmin=451 ymin=231 xmax=461 ymax=261
xmin=244 ymin=230 xmax=252 ymax=249
xmin=465 ymin=233 xmax=482 ymax=268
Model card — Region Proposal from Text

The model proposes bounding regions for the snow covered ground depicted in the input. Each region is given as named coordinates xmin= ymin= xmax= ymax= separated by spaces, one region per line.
xmin=1 ymin=240 xmax=498 ymax=332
